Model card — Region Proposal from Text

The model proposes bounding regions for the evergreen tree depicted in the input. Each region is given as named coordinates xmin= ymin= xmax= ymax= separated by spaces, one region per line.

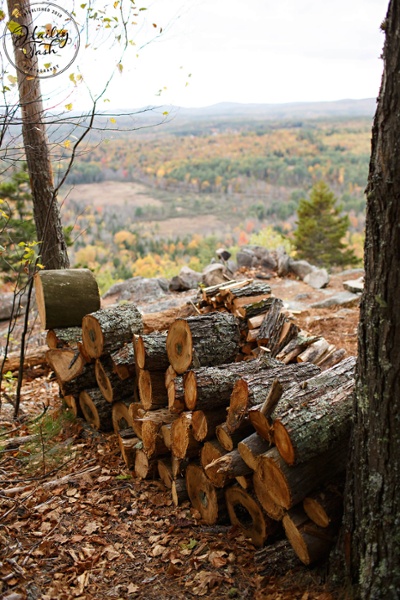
xmin=294 ymin=181 xmax=359 ymax=268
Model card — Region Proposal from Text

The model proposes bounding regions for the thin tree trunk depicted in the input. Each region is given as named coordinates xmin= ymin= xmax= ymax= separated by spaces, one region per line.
xmin=6 ymin=0 xmax=69 ymax=269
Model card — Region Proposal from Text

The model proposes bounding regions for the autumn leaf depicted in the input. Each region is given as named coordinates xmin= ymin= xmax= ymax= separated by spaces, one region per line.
xmin=117 ymin=63 xmax=123 ymax=73
xmin=7 ymin=20 xmax=23 ymax=35
xmin=110 ymin=117 xmax=116 ymax=124
xmin=83 ymin=521 xmax=99 ymax=535
xmin=65 ymin=103 xmax=73 ymax=111
xmin=64 ymin=140 xmax=71 ymax=149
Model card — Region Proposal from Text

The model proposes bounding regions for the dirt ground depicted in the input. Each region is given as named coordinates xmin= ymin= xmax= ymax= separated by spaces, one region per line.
xmin=0 ymin=271 xmax=360 ymax=600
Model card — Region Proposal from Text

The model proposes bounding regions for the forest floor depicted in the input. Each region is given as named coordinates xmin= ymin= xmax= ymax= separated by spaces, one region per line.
xmin=0 ymin=270 xmax=360 ymax=600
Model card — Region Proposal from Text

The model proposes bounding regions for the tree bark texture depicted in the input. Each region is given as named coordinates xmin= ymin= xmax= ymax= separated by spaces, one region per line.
xmin=110 ymin=343 xmax=136 ymax=380
xmin=341 ymin=3 xmax=400 ymax=596
xmin=82 ymin=303 xmax=143 ymax=359
xmin=35 ymin=270 xmax=99 ymax=329
xmin=79 ymin=388 xmax=113 ymax=432
xmin=166 ymin=313 xmax=240 ymax=374
xmin=134 ymin=332 xmax=169 ymax=371
xmin=6 ymin=0 xmax=70 ymax=269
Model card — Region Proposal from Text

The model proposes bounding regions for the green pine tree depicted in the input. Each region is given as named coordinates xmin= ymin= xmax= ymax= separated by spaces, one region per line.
xmin=294 ymin=181 xmax=359 ymax=268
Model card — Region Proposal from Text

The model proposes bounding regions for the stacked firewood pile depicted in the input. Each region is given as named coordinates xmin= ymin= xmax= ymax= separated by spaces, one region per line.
xmin=39 ymin=271 xmax=355 ymax=567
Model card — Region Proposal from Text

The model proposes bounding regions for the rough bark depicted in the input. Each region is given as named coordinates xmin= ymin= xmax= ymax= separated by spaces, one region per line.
xmin=205 ymin=448 xmax=252 ymax=488
xmin=3 ymin=347 xmax=47 ymax=373
xmin=95 ymin=358 xmax=135 ymax=403
xmin=79 ymin=388 xmax=113 ymax=432
xmin=183 ymin=357 xmax=281 ymax=411
xmin=134 ymin=332 xmax=169 ymax=371
xmin=248 ymin=379 xmax=283 ymax=442
xmin=46 ymin=327 xmax=83 ymax=350
xmin=59 ymin=364 xmax=97 ymax=398
xmin=191 ymin=408 xmax=227 ymax=442
xmin=340 ymin=4 xmax=400 ymax=596
xmin=6 ymin=0 xmax=69 ymax=270
xmin=35 ymin=270 xmax=99 ymax=329
xmin=110 ymin=343 xmax=136 ymax=380
xmin=226 ymin=362 xmax=321 ymax=432
xmin=257 ymin=443 xmax=348 ymax=511
xmin=166 ymin=313 xmax=240 ymax=374
xmin=283 ymin=506 xmax=338 ymax=566
xmin=82 ymin=304 xmax=143 ymax=359
xmin=238 ymin=433 xmax=272 ymax=471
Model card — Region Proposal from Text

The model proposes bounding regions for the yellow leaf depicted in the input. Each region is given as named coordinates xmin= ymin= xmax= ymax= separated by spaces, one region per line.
xmin=7 ymin=75 xmax=17 ymax=85
xmin=64 ymin=140 xmax=71 ymax=148
xmin=69 ymin=73 xmax=76 ymax=84
xmin=65 ymin=103 xmax=73 ymax=111
xmin=11 ymin=8 xmax=21 ymax=18
xmin=7 ymin=20 xmax=22 ymax=35
xmin=117 ymin=63 xmax=123 ymax=73
xmin=113 ymin=1 xmax=119 ymax=7
xmin=110 ymin=118 xmax=116 ymax=124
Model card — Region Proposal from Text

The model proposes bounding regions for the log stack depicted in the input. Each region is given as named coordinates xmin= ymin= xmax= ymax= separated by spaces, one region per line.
xmin=42 ymin=271 xmax=355 ymax=567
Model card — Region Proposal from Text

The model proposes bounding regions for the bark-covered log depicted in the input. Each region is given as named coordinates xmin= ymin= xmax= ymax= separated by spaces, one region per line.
xmin=118 ymin=428 xmax=139 ymax=469
xmin=59 ymin=363 xmax=97 ymax=398
xmin=171 ymin=412 xmax=202 ymax=459
xmin=62 ymin=394 xmax=80 ymax=418
xmin=167 ymin=376 xmax=185 ymax=413
xmin=128 ymin=402 xmax=146 ymax=439
xmin=271 ymin=357 xmax=356 ymax=465
xmin=46 ymin=326 xmax=82 ymax=350
xmin=186 ymin=464 xmax=227 ymax=524
xmin=226 ymin=281 xmax=271 ymax=305
xmin=191 ymin=408 xmax=227 ymax=442
xmin=138 ymin=369 xmax=168 ymax=410
xmin=2 ymin=347 xmax=48 ymax=373
xmin=165 ymin=365 xmax=178 ymax=389
xmin=166 ymin=313 xmax=240 ymax=374
xmin=275 ymin=333 xmax=320 ymax=364
xmin=225 ymin=485 xmax=275 ymax=547
xmin=238 ymin=433 xmax=272 ymax=471
xmin=35 ymin=269 xmax=100 ymax=329
xmin=257 ymin=443 xmax=348 ymax=510
xmin=205 ymin=448 xmax=252 ymax=488
xmin=141 ymin=410 xmax=177 ymax=458
xmin=112 ymin=399 xmax=134 ymax=434
xmin=248 ymin=379 xmax=283 ymax=442
xmin=236 ymin=297 xmax=276 ymax=320
xmin=302 ymin=482 xmax=344 ymax=528
xmin=134 ymin=332 xmax=169 ymax=371
xmin=253 ymin=471 xmax=285 ymax=521
xmin=256 ymin=298 xmax=284 ymax=345
xmin=282 ymin=506 xmax=338 ymax=566
xmin=110 ymin=343 xmax=136 ymax=380
xmin=82 ymin=303 xmax=143 ymax=359
xmin=226 ymin=362 xmax=321 ymax=432
xmin=216 ymin=419 xmax=254 ymax=452
xmin=183 ymin=357 xmax=282 ymax=411
xmin=142 ymin=303 xmax=195 ymax=334
xmin=318 ymin=348 xmax=346 ymax=371
xmin=79 ymin=388 xmax=113 ymax=431
xmin=46 ymin=348 xmax=86 ymax=383
xmin=172 ymin=478 xmax=189 ymax=506
xmin=172 ymin=455 xmax=190 ymax=479
xmin=297 ymin=338 xmax=330 ymax=364
xmin=95 ymin=357 xmax=135 ymax=403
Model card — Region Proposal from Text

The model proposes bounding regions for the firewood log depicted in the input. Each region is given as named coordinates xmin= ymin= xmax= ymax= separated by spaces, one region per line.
xmin=248 ymin=379 xmax=283 ymax=442
xmin=318 ymin=348 xmax=347 ymax=370
xmin=62 ymin=394 xmax=80 ymax=417
xmin=79 ymin=388 xmax=113 ymax=431
xmin=282 ymin=505 xmax=338 ymax=566
xmin=138 ymin=369 xmax=168 ymax=410
xmin=141 ymin=409 xmax=177 ymax=458
xmin=133 ymin=332 xmax=169 ymax=371
xmin=191 ymin=408 xmax=227 ymax=442
xmin=275 ymin=333 xmax=320 ymax=364
xmin=128 ymin=402 xmax=146 ymax=438
xmin=135 ymin=449 xmax=158 ymax=479
xmin=297 ymin=338 xmax=330 ymax=364
xmin=256 ymin=443 xmax=348 ymax=511
xmin=225 ymin=281 xmax=271 ymax=306
xmin=167 ymin=376 xmax=185 ymax=413
xmin=46 ymin=348 xmax=86 ymax=383
xmin=46 ymin=326 xmax=82 ymax=350
xmin=253 ymin=471 xmax=285 ymax=521
xmin=95 ymin=357 xmax=135 ymax=403
xmin=235 ymin=475 xmax=253 ymax=490
xmin=271 ymin=357 xmax=356 ymax=465
xmin=172 ymin=478 xmax=189 ymax=506
xmin=82 ymin=303 xmax=143 ymax=359
xmin=2 ymin=347 xmax=48 ymax=373
xmin=205 ymin=448 xmax=252 ymax=488
xmin=237 ymin=433 xmax=272 ymax=471
xmin=201 ymin=439 xmax=228 ymax=487
xmin=225 ymin=485 xmax=276 ymax=547
xmin=183 ymin=357 xmax=282 ymax=411
xmin=226 ymin=362 xmax=321 ymax=432
xmin=171 ymin=412 xmax=201 ymax=459
xmin=166 ymin=313 xmax=240 ymax=374
xmin=112 ymin=399 xmax=134 ymax=434
xmin=59 ymin=364 xmax=97 ymax=398
xmin=236 ymin=297 xmax=276 ymax=319
xmin=302 ymin=482 xmax=344 ymax=528
xmin=216 ymin=419 xmax=254 ymax=452
xmin=118 ymin=428 xmax=139 ymax=469
xmin=158 ymin=458 xmax=174 ymax=489
xmin=165 ymin=365 xmax=178 ymax=389
xmin=186 ymin=464 xmax=227 ymax=524
xmin=110 ymin=343 xmax=136 ymax=380
xmin=256 ymin=298 xmax=284 ymax=345
xmin=35 ymin=268 xmax=100 ymax=329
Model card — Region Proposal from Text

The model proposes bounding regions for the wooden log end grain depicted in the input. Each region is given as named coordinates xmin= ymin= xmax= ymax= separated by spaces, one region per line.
xmin=112 ymin=400 xmax=133 ymax=435
xmin=166 ymin=318 xmax=193 ymax=374
xmin=172 ymin=478 xmax=189 ymax=506
xmin=282 ymin=506 xmax=337 ymax=566
xmin=252 ymin=471 xmax=285 ymax=521
xmin=63 ymin=395 xmax=80 ymax=418
xmin=79 ymin=388 xmax=113 ymax=432
xmin=46 ymin=348 xmax=86 ymax=383
xmin=134 ymin=332 xmax=169 ymax=371
xmin=118 ymin=428 xmax=139 ymax=469
xmin=35 ymin=269 xmax=100 ymax=330
xmin=186 ymin=464 xmax=227 ymax=525
xmin=225 ymin=486 xmax=269 ymax=547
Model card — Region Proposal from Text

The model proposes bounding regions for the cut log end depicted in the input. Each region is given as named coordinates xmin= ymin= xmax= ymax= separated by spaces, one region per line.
xmin=225 ymin=486 xmax=267 ymax=548
xmin=186 ymin=464 xmax=223 ymax=525
xmin=82 ymin=314 xmax=104 ymax=359
xmin=184 ymin=370 xmax=197 ymax=410
xmin=273 ymin=420 xmax=295 ymax=466
xmin=166 ymin=319 xmax=193 ymax=374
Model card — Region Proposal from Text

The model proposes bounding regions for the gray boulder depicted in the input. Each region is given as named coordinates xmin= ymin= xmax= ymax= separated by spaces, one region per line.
xmin=276 ymin=247 xmax=291 ymax=277
xmin=236 ymin=249 xmax=256 ymax=269
xmin=310 ymin=291 xmax=360 ymax=309
xmin=202 ymin=263 xmax=229 ymax=287
xmin=304 ymin=268 xmax=330 ymax=289
xmin=169 ymin=266 xmax=202 ymax=292
xmin=103 ymin=277 xmax=167 ymax=304
xmin=343 ymin=277 xmax=364 ymax=294
xmin=0 ymin=292 xmax=29 ymax=321
xmin=289 ymin=259 xmax=315 ymax=280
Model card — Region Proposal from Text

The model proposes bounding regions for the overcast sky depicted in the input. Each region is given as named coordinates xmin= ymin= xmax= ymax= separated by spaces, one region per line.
xmin=12 ymin=0 xmax=388 ymax=111
xmin=94 ymin=0 xmax=388 ymax=109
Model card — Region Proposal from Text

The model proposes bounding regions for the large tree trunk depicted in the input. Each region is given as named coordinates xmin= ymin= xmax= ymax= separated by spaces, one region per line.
xmin=340 ymin=2 xmax=400 ymax=596
xmin=6 ymin=0 xmax=69 ymax=269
